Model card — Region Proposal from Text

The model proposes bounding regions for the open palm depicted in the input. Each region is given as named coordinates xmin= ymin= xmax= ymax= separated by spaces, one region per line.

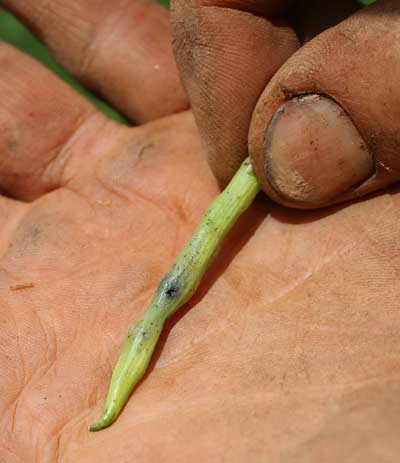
xmin=1 ymin=1 xmax=400 ymax=462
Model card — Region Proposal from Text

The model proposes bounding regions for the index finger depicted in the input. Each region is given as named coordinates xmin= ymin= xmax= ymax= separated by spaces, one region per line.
xmin=0 ymin=0 xmax=188 ymax=123
xmin=170 ymin=0 xmax=299 ymax=184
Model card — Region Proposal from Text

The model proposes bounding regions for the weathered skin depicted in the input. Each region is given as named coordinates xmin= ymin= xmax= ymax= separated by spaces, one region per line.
xmin=171 ymin=0 xmax=400 ymax=208
xmin=1 ymin=0 xmax=400 ymax=462
xmin=2 ymin=106 xmax=400 ymax=461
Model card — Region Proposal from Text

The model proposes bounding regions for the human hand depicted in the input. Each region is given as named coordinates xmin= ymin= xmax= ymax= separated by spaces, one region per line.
xmin=171 ymin=0 xmax=400 ymax=208
xmin=1 ymin=1 xmax=400 ymax=462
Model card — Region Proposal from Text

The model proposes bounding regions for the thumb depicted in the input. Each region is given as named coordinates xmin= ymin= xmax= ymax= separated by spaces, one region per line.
xmin=250 ymin=1 xmax=399 ymax=209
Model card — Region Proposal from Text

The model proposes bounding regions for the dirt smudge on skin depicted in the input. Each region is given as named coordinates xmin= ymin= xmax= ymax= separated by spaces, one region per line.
xmin=6 ymin=141 xmax=17 ymax=152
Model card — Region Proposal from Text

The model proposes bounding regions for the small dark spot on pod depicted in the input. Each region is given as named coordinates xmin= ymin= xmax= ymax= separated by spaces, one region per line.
xmin=165 ymin=284 xmax=179 ymax=299
xmin=159 ymin=274 xmax=183 ymax=300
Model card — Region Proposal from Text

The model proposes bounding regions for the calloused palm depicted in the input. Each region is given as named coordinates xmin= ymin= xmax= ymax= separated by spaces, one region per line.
xmin=1 ymin=1 xmax=400 ymax=462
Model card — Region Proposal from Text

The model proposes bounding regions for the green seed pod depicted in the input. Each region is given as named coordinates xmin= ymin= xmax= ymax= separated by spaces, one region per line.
xmin=89 ymin=157 xmax=261 ymax=432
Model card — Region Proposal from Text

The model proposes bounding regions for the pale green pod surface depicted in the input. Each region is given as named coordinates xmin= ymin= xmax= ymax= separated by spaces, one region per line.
xmin=89 ymin=157 xmax=261 ymax=431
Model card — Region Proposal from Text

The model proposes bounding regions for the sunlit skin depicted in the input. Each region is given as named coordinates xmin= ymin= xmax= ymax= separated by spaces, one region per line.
xmin=2 ymin=107 xmax=400 ymax=461
xmin=1 ymin=0 xmax=400 ymax=461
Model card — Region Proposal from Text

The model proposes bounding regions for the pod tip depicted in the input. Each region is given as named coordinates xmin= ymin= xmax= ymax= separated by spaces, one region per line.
xmin=88 ymin=416 xmax=112 ymax=432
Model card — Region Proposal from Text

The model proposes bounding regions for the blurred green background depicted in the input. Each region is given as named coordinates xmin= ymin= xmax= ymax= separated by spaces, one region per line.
xmin=0 ymin=0 xmax=374 ymax=123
